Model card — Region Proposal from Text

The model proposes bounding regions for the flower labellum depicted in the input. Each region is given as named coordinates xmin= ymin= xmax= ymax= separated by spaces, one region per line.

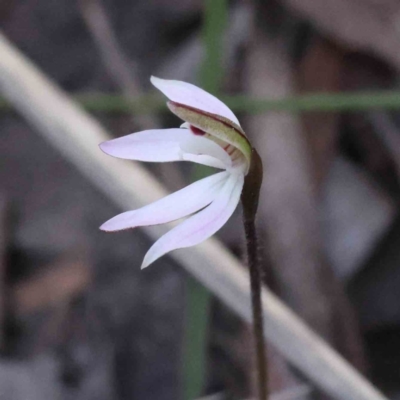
xmin=100 ymin=77 xmax=262 ymax=269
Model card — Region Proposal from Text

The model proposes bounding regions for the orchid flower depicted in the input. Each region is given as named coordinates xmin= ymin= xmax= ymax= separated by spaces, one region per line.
xmin=100 ymin=77 xmax=260 ymax=269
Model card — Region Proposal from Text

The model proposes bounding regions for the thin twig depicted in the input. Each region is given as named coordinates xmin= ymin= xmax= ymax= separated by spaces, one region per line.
xmin=368 ymin=111 xmax=400 ymax=180
xmin=0 ymin=196 xmax=8 ymax=349
xmin=78 ymin=0 xmax=186 ymax=191
xmin=78 ymin=0 xmax=155 ymax=130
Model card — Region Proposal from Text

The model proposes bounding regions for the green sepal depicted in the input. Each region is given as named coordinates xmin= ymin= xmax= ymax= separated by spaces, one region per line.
xmin=167 ymin=101 xmax=252 ymax=166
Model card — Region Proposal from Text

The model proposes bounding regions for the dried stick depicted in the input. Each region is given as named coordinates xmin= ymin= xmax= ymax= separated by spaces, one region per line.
xmin=368 ymin=111 xmax=400 ymax=180
xmin=0 ymin=196 xmax=8 ymax=349
xmin=78 ymin=0 xmax=155 ymax=130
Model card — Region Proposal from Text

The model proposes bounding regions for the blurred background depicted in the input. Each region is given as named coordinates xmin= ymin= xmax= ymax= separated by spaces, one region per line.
xmin=1 ymin=0 xmax=400 ymax=399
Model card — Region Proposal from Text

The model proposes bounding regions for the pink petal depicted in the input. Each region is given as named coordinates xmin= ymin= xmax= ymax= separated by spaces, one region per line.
xmin=99 ymin=128 xmax=231 ymax=169
xmin=141 ymin=172 xmax=244 ymax=268
xmin=100 ymin=171 xmax=229 ymax=232
xmin=99 ymin=128 xmax=189 ymax=162
xmin=151 ymin=76 xmax=240 ymax=126
xmin=181 ymin=135 xmax=232 ymax=169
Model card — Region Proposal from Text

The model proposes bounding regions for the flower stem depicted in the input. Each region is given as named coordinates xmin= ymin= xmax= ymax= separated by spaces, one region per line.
xmin=244 ymin=218 xmax=268 ymax=400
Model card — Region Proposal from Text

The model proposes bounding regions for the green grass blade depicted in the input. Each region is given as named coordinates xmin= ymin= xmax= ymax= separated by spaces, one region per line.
xmin=3 ymin=91 xmax=400 ymax=115
xmin=182 ymin=1 xmax=228 ymax=399
xmin=182 ymin=278 xmax=213 ymax=400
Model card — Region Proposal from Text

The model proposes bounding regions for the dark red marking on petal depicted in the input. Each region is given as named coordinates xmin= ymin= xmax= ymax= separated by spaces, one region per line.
xmin=168 ymin=101 xmax=248 ymax=141
xmin=190 ymin=125 xmax=206 ymax=136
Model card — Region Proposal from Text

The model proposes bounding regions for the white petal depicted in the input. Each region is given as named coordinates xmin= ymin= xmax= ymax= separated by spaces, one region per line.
xmin=151 ymin=76 xmax=240 ymax=126
xmin=100 ymin=128 xmax=229 ymax=168
xmin=180 ymin=136 xmax=232 ymax=169
xmin=182 ymin=154 xmax=226 ymax=169
xmin=141 ymin=172 xmax=244 ymax=268
xmin=100 ymin=171 xmax=229 ymax=231
xmin=99 ymin=128 xmax=189 ymax=162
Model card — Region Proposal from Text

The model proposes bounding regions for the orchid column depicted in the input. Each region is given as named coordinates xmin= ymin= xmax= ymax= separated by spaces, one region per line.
xmin=100 ymin=77 xmax=267 ymax=400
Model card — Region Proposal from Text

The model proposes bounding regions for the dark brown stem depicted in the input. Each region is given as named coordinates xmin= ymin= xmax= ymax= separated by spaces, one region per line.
xmin=244 ymin=218 xmax=268 ymax=400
